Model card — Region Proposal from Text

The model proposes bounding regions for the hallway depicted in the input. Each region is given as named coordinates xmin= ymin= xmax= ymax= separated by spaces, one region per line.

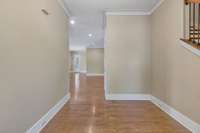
xmin=42 ymin=74 xmax=190 ymax=133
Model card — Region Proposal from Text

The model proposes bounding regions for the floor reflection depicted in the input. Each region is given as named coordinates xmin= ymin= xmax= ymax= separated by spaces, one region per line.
xmin=42 ymin=73 xmax=190 ymax=133
xmin=74 ymin=73 xmax=80 ymax=100
xmin=75 ymin=73 xmax=80 ymax=89
xmin=92 ymin=105 xmax=96 ymax=115
xmin=88 ymin=125 xmax=93 ymax=133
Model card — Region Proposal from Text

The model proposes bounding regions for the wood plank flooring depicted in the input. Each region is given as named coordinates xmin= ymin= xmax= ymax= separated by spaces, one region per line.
xmin=41 ymin=73 xmax=190 ymax=133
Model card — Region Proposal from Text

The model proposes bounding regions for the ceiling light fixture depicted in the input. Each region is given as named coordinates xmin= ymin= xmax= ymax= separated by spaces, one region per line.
xmin=70 ymin=20 xmax=75 ymax=25
xmin=88 ymin=34 xmax=93 ymax=37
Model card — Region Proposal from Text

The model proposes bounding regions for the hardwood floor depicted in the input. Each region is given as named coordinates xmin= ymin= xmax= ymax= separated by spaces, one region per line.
xmin=41 ymin=73 xmax=190 ymax=133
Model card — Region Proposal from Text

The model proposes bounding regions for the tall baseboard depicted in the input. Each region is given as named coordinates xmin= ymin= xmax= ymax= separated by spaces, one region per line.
xmin=151 ymin=96 xmax=200 ymax=133
xmin=86 ymin=73 xmax=104 ymax=76
xmin=105 ymin=94 xmax=151 ymax=100
xmin=104 ymin=92 xmax=200 ymax=133
xmin=26 ymin=93 xmax=71 ymax=133
xmin=26 ymin=92 xmax=200 ymax=133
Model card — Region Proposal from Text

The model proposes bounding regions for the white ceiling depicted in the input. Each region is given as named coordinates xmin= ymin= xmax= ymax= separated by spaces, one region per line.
xmin=64 ymin=0 xmax=161 ymax=50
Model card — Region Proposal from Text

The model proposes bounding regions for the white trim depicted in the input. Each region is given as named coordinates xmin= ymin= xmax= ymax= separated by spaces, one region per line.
xmin=104 ymin=72 xmax=108 ymax=95
xmin=104 ymin=93 xmax=200 ymax=132
xmin=80 ymin=71 xmax=87 ymax=73
xmin=86 ymin=73 xmax=104 ymax=76
xmin=105 ymin=94 xmax=151 ymax=100
xmin=56 ymin=0 xmax=71 ymax=17
xmin=57 ymin=0 xmax=165 ymax=17
xmin=180 ymin=40 xmax=200 ymax=57
xmin=87 ymin=46 xmax=105 ymax=48
xmin=151 ymin=96 xmax=200 ymax=133
xmin=70 ymin=46 xmax=86 ymax=51
xmin=106 ymin=11 xmax=150 ymax=16
xmin=148 ymin=0 xmax=165 ymax=14
xmin=70 ymin=71 xmax=87 ymax=73
xmin=105 ymin=0 xmax=165 ymax=16
xmin=26 ymin=93 xmax=71 ymax=133
xmin=103 ymin=13 xmax=108 ymax=96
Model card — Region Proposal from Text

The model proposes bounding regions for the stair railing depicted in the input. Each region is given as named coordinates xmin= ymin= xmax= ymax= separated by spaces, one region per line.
xmin=185 ymin=0 xmax=200 ymax=44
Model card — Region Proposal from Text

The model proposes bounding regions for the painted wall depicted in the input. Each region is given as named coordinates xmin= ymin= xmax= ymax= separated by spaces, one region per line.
xmin=80 ymin=51 xmax=87 ymax=73
xmin=0 ymin=0 xmax=69 ymax=132
xmin=151 ymin=0 xmax=200 ymax=124
xmin=87 ymin=48 xmax=104 ymax=74
xmin=105 ymin=15 xmax=151 ymax=94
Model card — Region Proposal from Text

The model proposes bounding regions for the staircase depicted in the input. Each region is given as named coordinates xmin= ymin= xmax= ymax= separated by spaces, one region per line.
xmin=185 ymin=0 xmax=200 ymax=44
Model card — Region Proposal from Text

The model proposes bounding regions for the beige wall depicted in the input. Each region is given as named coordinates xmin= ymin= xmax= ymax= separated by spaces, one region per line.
xmin=105 ymin=15 xmax=151 ymax=94
xmin=151 ymin=0 xmax=200 ymax=124
xmin=80 ymin=51 xmax=87 ymax=72
xmin=0 ymin=0 xmax=69 ymax=132
xmin=87 ymin=48 xmax=104 ymax=74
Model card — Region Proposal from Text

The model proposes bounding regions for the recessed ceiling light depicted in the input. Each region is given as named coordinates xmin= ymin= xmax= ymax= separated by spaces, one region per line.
xmin=88 ymin=34 xmax=93 ymax=37
xmin=70 ymin=20 xmax=75 ymax=25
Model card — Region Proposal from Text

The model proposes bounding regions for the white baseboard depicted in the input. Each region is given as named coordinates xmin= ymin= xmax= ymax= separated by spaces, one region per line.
xmin=70 ymin=71 xmax=87 ymax=73
xmin=86 ymin=73 xmax=104 ymax=76
xmin=26 ymin=93 xmax=71 ymax=133
xmin=80 ymin=71 xmax=87 ymax=73
xmin=151 ymin=96 xmax=200 ymax=133
xmin=26 ymin=92 xmax=200 ymax=133
xmin=105 ymin=94 xmax=151 ymax=100
xmin=104 ymin=92 xmax=200 ymax=133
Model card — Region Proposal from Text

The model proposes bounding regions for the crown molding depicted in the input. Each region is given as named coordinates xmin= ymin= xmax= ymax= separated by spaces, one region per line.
xmin=105 ymin=0 xmax=165 ymax=16
xmin=56 ymin=0 xmax=71 ymax=17
xmin=106 ymin=11 xmax=150 ymax=16
xmin=148 ymin=0 xmax=165 ymax=14
xmin=58 ymin=0 xmax=165 ymax=17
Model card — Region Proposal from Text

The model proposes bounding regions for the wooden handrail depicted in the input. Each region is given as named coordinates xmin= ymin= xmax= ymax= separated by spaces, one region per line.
xmin=186 ymin=0 xmax=200 ymax=4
